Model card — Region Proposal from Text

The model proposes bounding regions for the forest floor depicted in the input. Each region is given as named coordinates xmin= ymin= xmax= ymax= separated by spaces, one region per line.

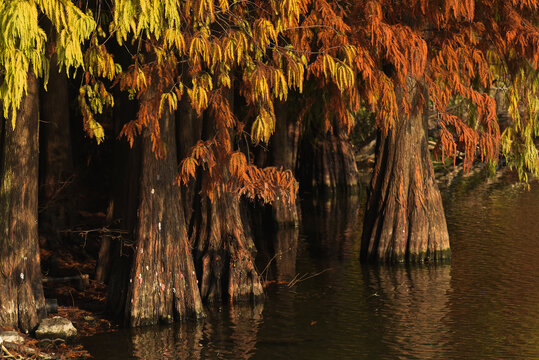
xmin=1 ymin=245 xmax=117 ymax=359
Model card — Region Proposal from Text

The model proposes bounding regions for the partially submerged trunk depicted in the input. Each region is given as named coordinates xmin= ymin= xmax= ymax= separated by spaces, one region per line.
xmin=301 ymin=193 xmax=362 ymax=261
xmin=189 ymin=191 xmax=264 ymax=303
xmin=270 ymin=100 xmax=300 ymax=227
xmin=361 ymin=80 xmax=450 ymax=263
xmin=185 ymin=87 xmax=264 ymax=304
xmin=106 ymin=96 xmax=204 ymax=326
xmin=297 ymin=126 xmax=359 ymax=195
xmin=126 ymin=105 xmax=204 ymax=326
xmin=0 ymin=74 xmax=46 ymax=332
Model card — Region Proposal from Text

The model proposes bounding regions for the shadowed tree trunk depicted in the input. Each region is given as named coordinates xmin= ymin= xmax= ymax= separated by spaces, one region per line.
xmin=39 ymin=52 xmax=74 ymax=247
xmin=270 ymin=100 xmax=300 ymax=227
xmin=361 ymin=79 xmax=450 ymax=263
xmin=297 ymin=124 xmax=359 ymax=195
xmin=95 ymin=91 xmax=135 ymax=285
xmin=189 ymin=191 xmax=264 ymax=303
xmin=0 ymin=74 xmax=46 ymax=332
xmin=187 ymin=88 xmax=263 ymax=304
xmin=176 ymin=95 xmax=203 ymax=225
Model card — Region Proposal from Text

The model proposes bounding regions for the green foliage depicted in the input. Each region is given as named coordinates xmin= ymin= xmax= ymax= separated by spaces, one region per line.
xmin=0 ymin=0 xmax=95 ymax=128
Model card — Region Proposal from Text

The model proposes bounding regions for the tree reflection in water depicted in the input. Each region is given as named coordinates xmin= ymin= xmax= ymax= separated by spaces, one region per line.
xmin=129 ymin=304 xmax=263 ymax=360
xmin=301 ymin=193 xmax=363 ymax=262
xmin=362 ymin=264 xmax=452 ymax=359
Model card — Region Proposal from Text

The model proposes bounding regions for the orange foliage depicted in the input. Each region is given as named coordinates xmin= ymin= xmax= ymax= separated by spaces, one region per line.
xmin=83 ymin=0 xmax=539 ymax=202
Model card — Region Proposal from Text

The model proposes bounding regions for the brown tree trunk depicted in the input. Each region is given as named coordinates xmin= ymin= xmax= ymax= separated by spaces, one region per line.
xmin=39 ymin=53 xmax=74 ymax=246
xmin=270 ymin=100 xmax=300 ymax=227
xmin=190 ymin=191 xmax=264 ymax=303
xmin=185 ymin=87 xmax=264 ymax=304
xmin=176 ymin=96 xmax=203 ymax=225
xmin=301 ymin=193 xmax=362 ymax=261
xmin=105 ymin=91 xmax=204 ymax=326
xmin=124 ymin=105 xmax=204 ymax=326
xmin=360 ymin=80 xmax=450 ymax=263
xmin=0 ymin=74 xmax=46 ymax=332
xmin=297 ymin=125 xmax=359 ymax=195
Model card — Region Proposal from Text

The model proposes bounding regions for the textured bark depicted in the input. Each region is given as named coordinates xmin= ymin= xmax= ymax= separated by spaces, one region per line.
xmin=176 ymin=96 xmax=203 ymax=225
xmin=185 ymin=88 xmax=263 ymax=304
xmin=39 ymin=53 xmax=74 ymax=246
xmin=189 ymin=191 xmax=264 ymax=303
xmin=105 ymin=92 xmax=204 ymax=326
xmin=0 ymin=74 xmax=46 ymax=332
xmin=297 ymin=126 xmax=359 ymax=195
xmin=361 ymin=80 xmax=450 ymax=263
xmin=124 ymin=106 xmax=204 ymax=326
xmin=270 ymin=100 xmax=300 ymax=227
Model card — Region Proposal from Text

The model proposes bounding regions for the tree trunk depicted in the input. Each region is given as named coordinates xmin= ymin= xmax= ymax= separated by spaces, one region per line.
xmin=39 ymin=53 xmax=74 ymax=247
xmin=297 ymin=126 xmax=359 ymax=195
xmin=96 ymin=92 xmax=138 ymax=285
xmin=301 ymin=193 xmax=362 ymax=261
xmin=105 ymin=92 xmax=204 ymax=326
xmin=186 ymin=88 xmax=264 ymax=304
xmin=270 ymin=100 xmax=300 ymax=227
xmin=189 ymin=191 xmax=264 ymax=303
xmin=0 ymin=73 xmax=46 ymax=332
xmin=176 ymin=96 xmax=203 ymax=225
xmin=125 ymin=105 xmax=204 ymax=326
xmin=360 ymin=80 xmax=450 ymax=263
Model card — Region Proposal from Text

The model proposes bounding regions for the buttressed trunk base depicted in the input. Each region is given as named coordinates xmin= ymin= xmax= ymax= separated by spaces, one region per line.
xmin=361 ymin=84 xmax=450 ymax=263
xmin=189 ymin=191 xmax=264 ymax=304
xmin=124 ymin=107 xmax=204 ymax=327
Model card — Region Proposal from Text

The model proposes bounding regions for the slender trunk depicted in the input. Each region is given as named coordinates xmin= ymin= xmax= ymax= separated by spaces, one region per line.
xmin=96 ymin=93 xmax=136 ymax=285
xmin=94 ymin=200 xmax=114 ymax=283
xmin=39 ymin=53 xmax=73 ymax=246
xmin=270 ymin=100 xmax=300 ymax=227
xmin=0 ymin=73 xmax=46 ymax=332
xmin=176 ymin=96 xmax=203 ymax=225
xmin=361 ymin=79 xmax=450 ymax=263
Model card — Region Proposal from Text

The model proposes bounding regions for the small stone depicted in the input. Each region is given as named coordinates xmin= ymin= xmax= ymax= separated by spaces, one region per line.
xmin=0 ymin=331 xmax=24 ymax=344
xmin=83 ymin=316 xmax=95 ymax=322
xmin=35 ymin=316 xmax=77 ymax=340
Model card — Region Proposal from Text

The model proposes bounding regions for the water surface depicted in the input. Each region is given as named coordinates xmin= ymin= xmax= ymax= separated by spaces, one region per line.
xmin=83 ymin=182 xmax=539 ymax=360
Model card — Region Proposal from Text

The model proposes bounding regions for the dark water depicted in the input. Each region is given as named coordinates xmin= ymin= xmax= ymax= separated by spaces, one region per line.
xmin=82 ymin=182 xmax=539 ymax=360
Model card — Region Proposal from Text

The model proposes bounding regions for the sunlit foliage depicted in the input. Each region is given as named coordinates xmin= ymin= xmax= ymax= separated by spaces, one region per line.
xmin=0 ymin=0 xmax=95 ymax=127
xmin=2 ymin=0 xmax=539 ymax=205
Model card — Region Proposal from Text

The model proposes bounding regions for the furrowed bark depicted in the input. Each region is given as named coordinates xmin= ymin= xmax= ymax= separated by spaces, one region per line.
xmin=297 ymin=125 xmax=359 ymax=195
xmin=361 ymin=79 xmax=450 ymax=263
xmin=0 ymin=74 xmax=46 ymax=332
xmin=190 ymin=190 xmax=264 ymax=304
xmin=187 ymin=88 xmax=263 ymax=304
xmin=125 ymin=105 xmax=204 ymax=326
xmin=270 ymin=100 xmax=300 ymax=227
xmin=106 ymin=92 xmax=204 ymax=326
